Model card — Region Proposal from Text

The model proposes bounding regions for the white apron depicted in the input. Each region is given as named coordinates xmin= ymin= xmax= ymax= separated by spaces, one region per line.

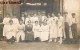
xmin=49 ymin=17 xmax=58 ymax=38
xmin=5 ymin=25 xmax=16 ymax=39
xmin=12 ymin=18 xmax=19 ymax=25
xmin=3 ymin=17 xmax=10 ymax=36
xmin=40 ymin=25 xmax=49 ymax=41
xmin=58 ymin=16 xmax=64 ymax=37
xmin=33 ymin=24 xmax=40 ymax=39
xmin=16 ymin=24 xmax=25 ymax=42
xmin=12 ymin=18 xmax=19 ymax=35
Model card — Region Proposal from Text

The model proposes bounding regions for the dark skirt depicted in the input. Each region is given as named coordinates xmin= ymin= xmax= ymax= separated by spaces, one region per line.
xmin=25 ymin=32 xmax=34 ymax=42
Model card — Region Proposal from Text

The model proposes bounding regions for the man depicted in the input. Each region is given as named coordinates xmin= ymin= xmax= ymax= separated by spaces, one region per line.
xmin=16 ymin=19 xmax=25 ymax=42
xmin=5 ymin=20 xmax=16 ymax=44
xmin=49 ymin=13 xmax=58 ymax=42
xmin=64 ymin=12 xmax=70 ymax=41
xmin=40 ymin=19 xmax=49 ymax=42
xmin=57 ymin=13 xmax=64 ymax=44
xmin=71 ymin=13 xmax=77 ymax=39
xmin=33 ymin=21 xmax=40 ymax=41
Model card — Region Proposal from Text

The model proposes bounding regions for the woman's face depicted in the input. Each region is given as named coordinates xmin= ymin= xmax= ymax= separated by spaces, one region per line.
xmin=58 ymin=13 xmax=60 ymax=16
xmin=19 ymin=21 xmax=23 ymax=25
xmin=43 ymin=19 xmax=47 ymax=25
xmin=9 ymin=21 xmax=13 ymax=25
xmin=22 ymin=14 xmax=24 ymax=17
xmin=13 ymin=16 xmax=16 ymax=18
xmin=34 ymin=14 xmax=37 ymax=17
xmin=27 ymin=15 xmax=30 ymax=18
xmin=6 ymin=15 xmax=10 ymax=18
xmin=35 ymin=21 xmax=38 ymax=25
xmin=48 ymin=15 xmax=50 ymax=18
xmin=28 ymin=20 xmax=31 ymax=24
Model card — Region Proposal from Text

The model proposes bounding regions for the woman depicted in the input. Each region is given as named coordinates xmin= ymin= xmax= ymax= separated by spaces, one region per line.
xmin=5 ymin=20 xmax=16 ymax=43
xmin=30 ymin=14 xmax=39 ymax=25
xmin=33 ymin=21 xmax=40 ymax=41
xmin=25 ymin=15 xmax=31 ymax=25
xmin=49 ymin=13 xmax=58 ymax=42
xmin=16 ymin=19 xmax=25 ymax=42
xmin=57 ymin=13 xmax=64 ymax=44
xmin=11 ymin=15 xmax=19 ymax=38
xmin=2 ymin=14 xmax=11 ymax=37
xmin=40 ymin=19 xmax=49 ymax=42
xmin=25 ymin=20 xmax=34 ymax=42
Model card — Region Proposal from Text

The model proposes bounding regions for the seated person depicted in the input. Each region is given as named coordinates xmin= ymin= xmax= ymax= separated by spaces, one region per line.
xmin=40 ymin=19 xmax=49 ymax=42
xmin=25 ymin=20 xmax=34 ymax=42
xmin=16 ymin=19 xmax=25 ymax=42
xmin=5 ymin=20 xmax=16 ymax=44
xmin=33 ymin=21 xmax=41 ymax=41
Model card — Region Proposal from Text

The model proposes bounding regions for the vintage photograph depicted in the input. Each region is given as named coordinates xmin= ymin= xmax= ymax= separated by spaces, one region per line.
xmin=0 ymin=0 xmax=80 ymax=50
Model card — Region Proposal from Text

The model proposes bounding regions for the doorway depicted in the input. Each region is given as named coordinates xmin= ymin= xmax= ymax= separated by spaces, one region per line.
xmin=20 ymin=0 xmax=61 ymax=16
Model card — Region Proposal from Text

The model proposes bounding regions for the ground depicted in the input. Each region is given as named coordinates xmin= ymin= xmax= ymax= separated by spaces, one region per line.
xmin=0 ymin=41 xmax=79 ymax=50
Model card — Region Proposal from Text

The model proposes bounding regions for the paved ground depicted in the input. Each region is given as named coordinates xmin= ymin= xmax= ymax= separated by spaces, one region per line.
xmin=0 ymin=41 xmax=79 ymax=50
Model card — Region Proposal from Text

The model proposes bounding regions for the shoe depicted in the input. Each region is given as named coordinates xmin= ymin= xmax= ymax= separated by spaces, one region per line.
xmin=48 ymin=39 xmax=52 ymax=42
xmin=54 ymin=39 xmax=57 ymax=42
xmin=58 ymin=40 xmax=62 ymax=44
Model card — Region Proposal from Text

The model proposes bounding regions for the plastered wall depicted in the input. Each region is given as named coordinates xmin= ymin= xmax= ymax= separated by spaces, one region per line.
xmin=64 ymin=0 xmax=80 ymax=36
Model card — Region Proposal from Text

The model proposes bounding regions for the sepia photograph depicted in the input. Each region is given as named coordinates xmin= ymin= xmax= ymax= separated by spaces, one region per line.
xmin=0 ymin=0 xmax=80 ymax=50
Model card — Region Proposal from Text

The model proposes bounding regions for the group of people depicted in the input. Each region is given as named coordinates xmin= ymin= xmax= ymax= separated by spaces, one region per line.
xmin=0 ymin=12 xmax=77 ymax=44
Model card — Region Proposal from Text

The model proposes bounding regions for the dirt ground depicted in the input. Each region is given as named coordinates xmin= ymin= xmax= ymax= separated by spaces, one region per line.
xmin=0 ymin=41 xmax=79 ymax=50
